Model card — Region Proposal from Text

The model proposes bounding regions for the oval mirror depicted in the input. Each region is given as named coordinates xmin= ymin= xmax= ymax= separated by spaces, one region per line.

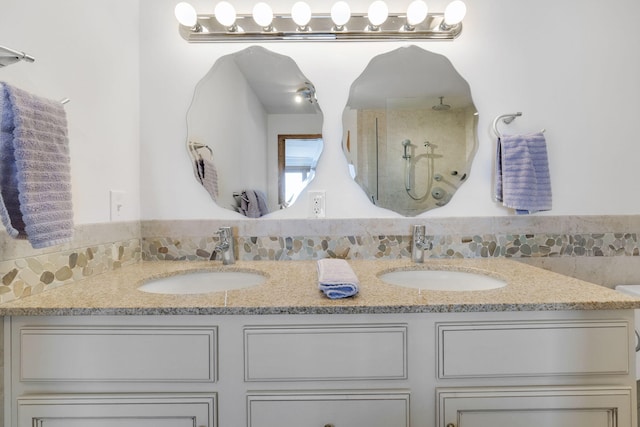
xmin=187 ymin=46 xmax=323 ymax=217
xmin=342 ymin=45 xmax=478 ymax=216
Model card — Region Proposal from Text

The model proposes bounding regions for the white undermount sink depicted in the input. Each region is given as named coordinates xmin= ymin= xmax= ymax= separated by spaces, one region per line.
xmin=138 ymin=270 xmax=266 ymax=295
xmin=378 ymin=269 xmax=507 ymax=291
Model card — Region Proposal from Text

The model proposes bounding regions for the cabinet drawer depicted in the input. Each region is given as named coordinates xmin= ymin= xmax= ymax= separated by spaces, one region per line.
xmin=437 ymin=386 xmax=632 ymax=427
xmin=248 ymin=391 xmax=409 ymax=427
xmin=17 ymin=393 xmax=216 ymax=427
xmin=20 ymin=326 xmax=217 ymax=382
xmin=244 ymin=324 xmax=407 ymax=381
xmin=437 ymin=320 xmax=629 ymax=378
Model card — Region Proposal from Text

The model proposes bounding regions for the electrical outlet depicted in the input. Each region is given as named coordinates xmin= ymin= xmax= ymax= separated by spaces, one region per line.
xmin=110 ymin=190 xmax=125 ymax=221
xmin=309 ymin=191 xmax=326 ymax=218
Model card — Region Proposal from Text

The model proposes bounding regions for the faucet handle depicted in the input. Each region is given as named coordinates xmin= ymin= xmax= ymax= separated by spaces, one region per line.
xmin=412 ymin=224 xmax=429 ymax=263
xmin=217 ymin=226 xmax=232 ymax=240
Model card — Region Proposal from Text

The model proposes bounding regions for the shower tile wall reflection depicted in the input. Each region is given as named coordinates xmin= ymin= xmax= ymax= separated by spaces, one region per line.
xmin=354 ymin=106 xmax=476 ymax=216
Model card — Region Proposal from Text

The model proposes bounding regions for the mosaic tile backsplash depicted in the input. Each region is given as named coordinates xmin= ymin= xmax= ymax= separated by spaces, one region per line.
xmin=142 ymin=232 xmax=639 ymax=262
xmin=0 ymin=237 xmax=140 ymax=304
xmin=2 ymin=216 xmax=640 ymax=304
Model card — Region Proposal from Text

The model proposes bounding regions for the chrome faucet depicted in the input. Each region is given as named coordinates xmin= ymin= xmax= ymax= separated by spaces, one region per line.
xmin=211 ymin=226 xmax=235 ymax=265
xmin=412 ymin=224 xmax=432 ymax=263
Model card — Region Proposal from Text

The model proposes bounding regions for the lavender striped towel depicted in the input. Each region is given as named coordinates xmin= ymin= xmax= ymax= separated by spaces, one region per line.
xmin=495 ymin=132 xmax=551 ymax=214
xmin=0 ymin=82 xmax=74 ymax=248
xmin=195 ymin=156 xmax=219 ymax=202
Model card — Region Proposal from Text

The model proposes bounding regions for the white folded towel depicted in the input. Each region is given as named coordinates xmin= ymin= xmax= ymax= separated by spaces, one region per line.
xmin=317 ymin=259 xmax=360 ymax=299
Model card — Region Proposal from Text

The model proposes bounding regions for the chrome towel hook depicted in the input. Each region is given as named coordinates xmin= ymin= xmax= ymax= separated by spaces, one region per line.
xmin=492 ymin=112 xmax=522 ymax=138
xmin=492 ymin=112 xmax=545 ymax=138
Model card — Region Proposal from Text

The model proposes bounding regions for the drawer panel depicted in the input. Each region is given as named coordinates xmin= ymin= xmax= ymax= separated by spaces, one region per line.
xmin=20 ymin=326 xmax=217 ymax=382
xmin=17 ymin=393 xmax=216 ymax=427
xmin=438 ymin=320 xmax=629 ymax=378
xmin=244 ymin=324 xmax=407 ymax=381
xmin=248 ymin=391 xmax=409 ymax=427
xmin=437 ymin=386 xmax=632 ymax=427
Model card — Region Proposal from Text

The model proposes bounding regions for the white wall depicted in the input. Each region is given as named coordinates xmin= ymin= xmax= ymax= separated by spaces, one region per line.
xmin=0 ymin=0 xmax=141 ymax=225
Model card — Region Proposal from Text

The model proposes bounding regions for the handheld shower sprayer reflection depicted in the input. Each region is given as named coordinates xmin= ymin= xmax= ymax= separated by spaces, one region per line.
xmin=402 ymin=138 xmax=436 ymax=201
xmin=402 ymin=139 xmax=412 ymax=159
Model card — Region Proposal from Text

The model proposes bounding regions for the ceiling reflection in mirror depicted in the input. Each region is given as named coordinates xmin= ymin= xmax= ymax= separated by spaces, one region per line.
xmin=187 ymin=46 xmax=323 ymax=217
xmin=342 ymin=45 xmax=478 ymax=216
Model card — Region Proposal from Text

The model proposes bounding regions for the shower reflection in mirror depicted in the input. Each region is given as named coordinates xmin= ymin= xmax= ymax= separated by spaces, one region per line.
xmin=401 ymin=138 xmax=441 ymax=202
xmin=342 ymin=45 xmax=478 ymax=216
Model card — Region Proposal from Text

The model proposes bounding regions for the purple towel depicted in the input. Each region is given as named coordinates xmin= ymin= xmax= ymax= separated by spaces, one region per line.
xmin=238 ymin=190 xmax=269 ymax=218
xmin=0 ymin=82 xmax=73 ymax=248
xmin=195 ymin=156 xmax=219 ymax=202
xmin=495 ymin=132 xmax=551 ymax=214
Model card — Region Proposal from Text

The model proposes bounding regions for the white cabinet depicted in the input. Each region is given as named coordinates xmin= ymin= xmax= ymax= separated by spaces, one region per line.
xmin=3 ymin=310 xmax=637 ymax=427
xmin=17 ymin=394 xmax=216 ymax=427
xmin=437 ymin=386 xmax=633 ymax=427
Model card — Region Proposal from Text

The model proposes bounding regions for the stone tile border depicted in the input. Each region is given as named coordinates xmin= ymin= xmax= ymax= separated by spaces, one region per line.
xmin=141 ymin=232 xmax=639 ymax=262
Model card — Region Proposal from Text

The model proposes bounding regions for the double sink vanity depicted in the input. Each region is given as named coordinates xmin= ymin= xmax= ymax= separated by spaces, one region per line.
xmin=2 ymin=258 xmax=640 ymax=427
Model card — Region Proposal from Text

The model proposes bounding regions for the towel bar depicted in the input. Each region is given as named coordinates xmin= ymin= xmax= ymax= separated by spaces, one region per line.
xmin=492 ymin=112 xmax=545 ymax=138
xmin=492 ymin=112 xmax=522 ymax=138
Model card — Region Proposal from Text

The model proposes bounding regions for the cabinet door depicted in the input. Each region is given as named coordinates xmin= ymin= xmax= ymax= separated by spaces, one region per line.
xmin=17 ymin=394 xmax=216 ymax=427
xmin=248 ymin=392 xmax=409 ymax=427
xmin=437 ymin=387 xmax=633 ymax=427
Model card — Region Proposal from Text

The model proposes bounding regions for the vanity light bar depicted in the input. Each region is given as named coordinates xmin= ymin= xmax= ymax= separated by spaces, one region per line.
xmin=175 ymin=2 xmax=465 ymax=43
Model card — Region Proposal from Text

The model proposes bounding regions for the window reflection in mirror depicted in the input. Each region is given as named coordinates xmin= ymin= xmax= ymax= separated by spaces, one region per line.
xmin=278 ymin=134 xmax=323 ymax=207
xmin=186 ymin=46 xmax=323 ymax=216
xmin=342 ymin=45 xmax=478 ymax=216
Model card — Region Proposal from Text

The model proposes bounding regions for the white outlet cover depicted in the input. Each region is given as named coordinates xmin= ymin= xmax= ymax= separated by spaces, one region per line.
xmin=308 ymin=191 xmax=325 ymax=218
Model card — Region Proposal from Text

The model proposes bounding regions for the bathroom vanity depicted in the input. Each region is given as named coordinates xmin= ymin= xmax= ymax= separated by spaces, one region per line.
xmin=2 ymin=259 xmax=639 ymax=427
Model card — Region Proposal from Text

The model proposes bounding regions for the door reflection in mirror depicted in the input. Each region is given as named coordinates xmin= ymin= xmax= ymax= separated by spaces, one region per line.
xmin=278 ymin=134 xmax=323 ymax=208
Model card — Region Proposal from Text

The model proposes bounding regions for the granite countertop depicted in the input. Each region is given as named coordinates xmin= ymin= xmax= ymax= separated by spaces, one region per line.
xmin=1 ymin=258 xmax=639 ymax=316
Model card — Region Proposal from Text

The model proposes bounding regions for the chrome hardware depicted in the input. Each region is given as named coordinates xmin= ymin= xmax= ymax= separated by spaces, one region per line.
xmin=412 ymin=224 xmax=432 ymax=263
xmin=212 ymin=226 xmax=235 ymax=265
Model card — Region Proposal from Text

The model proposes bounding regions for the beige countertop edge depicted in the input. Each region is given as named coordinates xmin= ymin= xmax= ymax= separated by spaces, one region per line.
xmin=1 ymin=258 xmax=640 ymax=316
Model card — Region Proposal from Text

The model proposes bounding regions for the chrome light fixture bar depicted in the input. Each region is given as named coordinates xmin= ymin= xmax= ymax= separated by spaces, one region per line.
xmin=175 ymin=1 xmax=465 ymax=43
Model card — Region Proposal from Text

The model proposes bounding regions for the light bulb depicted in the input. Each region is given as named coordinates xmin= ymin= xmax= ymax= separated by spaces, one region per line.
xmin=174 ymin=2 xmax=198 ymax=27
xmin=214 ymin=1 xmax=237 ymax=28
xmin=331 ymin=1 xmax=351 ymax=28
xmin=291 ymin=2 xmax=312 ymax=28
xmin=406 ymin=0 xmax=428 ymax=26
xmin=368 ymin=1 xmax=388 ymax=28
xmin=444 ymin=0 xmax=466 ymax=26
xmin=252 ymin=2 xmax=273 ymax=28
